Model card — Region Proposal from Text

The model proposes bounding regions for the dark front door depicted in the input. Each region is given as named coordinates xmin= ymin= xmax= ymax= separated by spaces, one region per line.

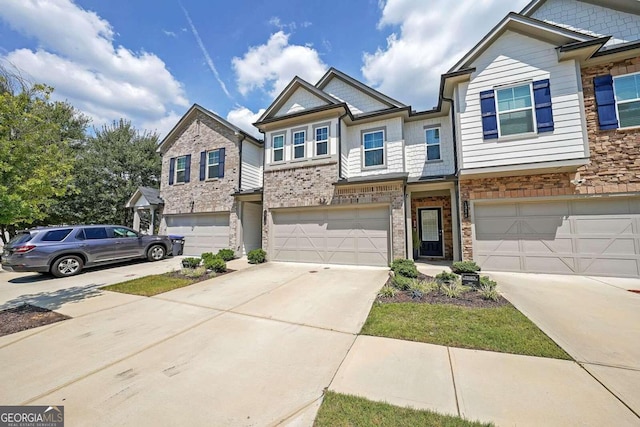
xmin=418 ymin=208 xmax=443 ymax=257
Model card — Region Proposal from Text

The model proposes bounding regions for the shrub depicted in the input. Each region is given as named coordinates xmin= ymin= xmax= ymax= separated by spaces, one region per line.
xmin=411 ymin=280 xmax=438 ymax=294
xmin=181 ymin=266 xmax=207 ymax=278
xmin=451 ymin=260 xmax=481 ymax=274
xmin=204 ymin=256 xmax=227 ymax=273
xmin=181 ymin=257 xmax=201 ymax=269
xmin=217 ymin=249 xmax=235 ymax=262
xmin=435 ymin=270 xmax=458 ymax=284
xmin=390 ymin=258 xmax=419 ymax=278
xmin=201 ymin=252 xmax=215 ymax=263
xmin=392 ymin=274 xmax=414 ymax=291
xmin=479 ymin=276 xmax=499 ymax=301
xmin=247 ymin=248 xmax=266 ymax=264
xmin=378 ymin=285 xmax=398 ymax=298
xmin=440 ymin=280 xmax=464 ymax=298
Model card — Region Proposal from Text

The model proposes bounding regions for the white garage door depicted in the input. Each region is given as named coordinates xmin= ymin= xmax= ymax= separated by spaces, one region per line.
xmin=165 ymin=213 xmax=230 ymax=256
xmin=473 ymin=197 xmax=640 ymax=277
xmin=272 ymin=206 xmax=390 ymax=267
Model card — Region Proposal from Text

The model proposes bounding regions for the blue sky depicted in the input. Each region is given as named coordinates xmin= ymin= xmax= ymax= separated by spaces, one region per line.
xmin=0 ymin=0 xmax=530 ymax=138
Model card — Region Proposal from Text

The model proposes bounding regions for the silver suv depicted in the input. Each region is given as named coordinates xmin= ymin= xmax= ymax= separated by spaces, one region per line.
xmin=1 ymin=225 xmax=173 ymax=277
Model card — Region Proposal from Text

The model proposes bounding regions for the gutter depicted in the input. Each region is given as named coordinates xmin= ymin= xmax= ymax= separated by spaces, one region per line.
xmin=337 ymin=112 xmax=349 ymax=179
xmin=442 ymin=95 xmax=464 ymax=261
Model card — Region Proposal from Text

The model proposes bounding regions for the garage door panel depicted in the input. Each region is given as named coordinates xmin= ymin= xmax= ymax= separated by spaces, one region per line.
xmin=519 ymin=201 xmax=569 ymax=216
xmin=272 ymin=207 xmax=389 ymax=267
xmin=165 ymin=214 xmax=229 ymax=256
xmin=473 ymin=198 xmax=640 ymax=277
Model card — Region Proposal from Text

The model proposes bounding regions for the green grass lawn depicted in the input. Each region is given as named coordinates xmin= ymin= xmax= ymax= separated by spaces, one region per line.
xmin=361 ymin=302 xmax=571 ymax=360
xmin=102 ymin=274 xmax=197 ymax=297
xmin=314 ymin=392 xmax=492 ymax=427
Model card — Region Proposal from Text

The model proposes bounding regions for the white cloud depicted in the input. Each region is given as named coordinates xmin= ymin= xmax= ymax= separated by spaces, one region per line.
xmin=0 ymin=0 xmax=188 ymax=137
xmin=226 ymin=106 xmax=265 ymax=139
xmin=362 ymin=0 xmax=529 ymax=110
xmin=232 ymin=31 xmax=328 ymax=97
xmin=162 ymin=29 xmax=177 ymax=37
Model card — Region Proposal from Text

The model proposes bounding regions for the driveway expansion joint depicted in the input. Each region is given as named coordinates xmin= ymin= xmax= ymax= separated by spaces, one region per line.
xmin=447 ymin=346 xmax=461 ymax=417
xmin=578 ymin=362 xmax=640 ymax=420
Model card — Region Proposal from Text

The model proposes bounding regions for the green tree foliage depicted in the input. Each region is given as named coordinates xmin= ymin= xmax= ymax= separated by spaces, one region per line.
xmin=0 ymin=65 xmax=88 ymax=242
xmin=48 ymin=119 xmax=161 ymax=227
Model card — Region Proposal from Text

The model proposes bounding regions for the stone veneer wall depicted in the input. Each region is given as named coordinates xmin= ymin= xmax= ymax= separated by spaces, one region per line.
xmin=159 ymin=111 xmax=240 ymax=251
xmin=411 ymin=196 xmax=453 ymax=260
xmin=459 ymin=58 xmax=640 ymax=259
xmin=262 ymin=161 xmax=406 ymax=259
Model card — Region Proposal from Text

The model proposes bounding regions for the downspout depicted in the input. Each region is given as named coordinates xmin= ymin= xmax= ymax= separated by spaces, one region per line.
xmin=337 ymin=112 xmax=349 ymax=180
xmin=442 ymin=96 xmax=463 ymax=261
xmin=237 ymin=132 xmax=246 ymax=191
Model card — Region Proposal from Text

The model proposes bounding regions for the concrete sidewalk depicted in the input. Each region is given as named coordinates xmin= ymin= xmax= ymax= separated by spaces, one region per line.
xmin=330 ymin=335 xmax=639 ymax=426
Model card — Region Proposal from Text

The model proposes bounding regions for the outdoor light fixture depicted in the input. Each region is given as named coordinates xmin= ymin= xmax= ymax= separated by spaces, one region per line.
xmin=463 ymin=200 xmax=469 ymax=219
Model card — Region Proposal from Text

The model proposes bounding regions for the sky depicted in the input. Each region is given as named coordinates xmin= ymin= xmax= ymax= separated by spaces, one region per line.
xmin=0 ymin=0 xmax=531 ymax=139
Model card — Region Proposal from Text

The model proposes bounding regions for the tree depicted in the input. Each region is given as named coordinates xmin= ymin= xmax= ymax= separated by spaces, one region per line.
xmin=0 ymin=65 xmax=89 ymax=243
xmin=48 ymin=119 xmax=161 ymax=227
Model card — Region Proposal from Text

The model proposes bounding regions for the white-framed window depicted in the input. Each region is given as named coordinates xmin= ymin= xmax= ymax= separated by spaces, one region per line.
xmin=176 ymin=155 xmax=187 ymax=183
xmin=496 ymin=83 xmax=535 ymax=136
xmin=614 ymin=72 xmax=640 ymax=128
xmin=293 ymin=130 xmax=305 ymax=159
xmin=362 ymin=130 xmax=384 ymax=168
xmin=206 ymin=150 xmax=220 ymax=179
xmin=315 ymin=126 xmax=328 ymax=156
xmin=272 ymin=134 xmax=284 ymax=162
xmin=425 ymin=127 xmax=441 ymax=161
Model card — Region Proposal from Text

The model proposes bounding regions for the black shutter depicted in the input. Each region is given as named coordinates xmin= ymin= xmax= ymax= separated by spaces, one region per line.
xmin=184 ymin=154 xmax=191 ymax=183
xmin=480 ymin=90 xmax=498 ymax=139
xmin=168 ymin=157 xmax=175 ymax=185
xmin=218 ymin=148 xmax=225 ymax=178
xmin=200 ymin=151 xmax=206 ymax=181
xmin=594 ymin=75 xmax=619 ymax=130
xmin=533 ymin=79 xmax=554 ymax=133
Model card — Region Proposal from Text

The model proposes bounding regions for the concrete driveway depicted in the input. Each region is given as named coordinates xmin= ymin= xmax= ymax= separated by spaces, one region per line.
xmin=0 ymin=262 xmax=387 ymax=426
xmin=490 ymin=271 xmax=640 ymax=417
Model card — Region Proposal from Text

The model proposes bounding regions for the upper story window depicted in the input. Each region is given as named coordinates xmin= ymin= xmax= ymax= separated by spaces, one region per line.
xmin=315 ymin=126 xmax=328 ymax=156
xmin=614 ymin=72 xmax=640 ymax=128
xmin=363 ymin=130 xmax=385 ymax=168
xmin=425 ymin=127 xmax=441 ymax=161
xmin=480 ymin=79 xmax=554 ymax=140
xmin=273 ymin=134 xmax=284 ymax=162
xmin=293 ymin=130 xmax=305 ymax=159
xmin=207 ymin=150 xmax=220 ymax=178
xmin=175 ymin=155 xmax=187 ymax=183
xmin=496 ymin=84 xmax=535 ymax=136
xmin=169 ymin=154 xmax=191 ymax=185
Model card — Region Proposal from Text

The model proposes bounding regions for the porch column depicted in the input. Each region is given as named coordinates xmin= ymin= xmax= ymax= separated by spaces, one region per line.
xmin=450 ymin=186 xmax=461 ymax=261
xmin=149 ymin=207 xmax=156 ymax=234
xmin=405 ymin=189 xmax=412 ymax=259
xmin=133 ymin=209 xmax=141 ymax=232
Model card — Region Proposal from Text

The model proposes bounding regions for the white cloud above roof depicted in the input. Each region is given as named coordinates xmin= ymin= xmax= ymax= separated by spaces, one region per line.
xmin=232 ymin=31 xmax=328 ymax=98
xmin=0 ymin=0 xmax=189 ymax=136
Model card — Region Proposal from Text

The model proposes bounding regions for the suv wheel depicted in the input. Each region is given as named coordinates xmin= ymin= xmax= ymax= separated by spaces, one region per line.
xmin=147 ymin=245 xmax=166 ymax=262
xmin=51 ymin=255 xmax=83 ymax=278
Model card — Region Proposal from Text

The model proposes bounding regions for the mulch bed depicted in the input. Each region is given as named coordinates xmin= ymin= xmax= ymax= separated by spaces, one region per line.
xmin=165 ymin=268 xmax=235 ymax=283
xmin=378 ymin=273 xmax=511 ymax=308
xmin=0 ymin=304 xmax=69 ymax=337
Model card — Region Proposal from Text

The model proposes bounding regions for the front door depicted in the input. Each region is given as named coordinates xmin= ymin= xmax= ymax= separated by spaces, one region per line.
xmin=418 ymin=208 xmax=443 ymax=257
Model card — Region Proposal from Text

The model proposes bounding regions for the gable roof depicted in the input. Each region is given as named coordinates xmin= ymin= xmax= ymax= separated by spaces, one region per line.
xmin=522 ymin=0 xmax=640 ymax=16
xmin=157 ymin=104 xmax=261 ymax=154
xmin=125 ymin=186 xmax=163 ymax=208
xmin=255 ymin=76 xmax=338 ymax=124
xmin=316 ymin=68 xmax=406 ymax=108
xmin=449 ymin=12 xmax=596 ymax=72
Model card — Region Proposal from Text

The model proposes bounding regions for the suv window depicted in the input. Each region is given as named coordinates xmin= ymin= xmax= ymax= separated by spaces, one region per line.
xmin=8 ymin=232 xmax=33 ymax=245
xmin=110 ymin=227 xmax=138 ymax=238
xmin=83 ymin=227 xmax=108 ymax=240
xmin=41 ymin=229 xmax=73 ymax=242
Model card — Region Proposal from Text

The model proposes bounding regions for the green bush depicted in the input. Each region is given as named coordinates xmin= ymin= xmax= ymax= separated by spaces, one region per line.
xmin=217 ymin=249 xmax=235 ymax=262
xmin=411 ymin=280 xmax=438 ymax=294
xmin=479 ymin=276 xmax=499 ymax=301
xmin=391 ymin=258 xmax=419 ymax=278
xmin=378 ymin=285 xmax=398 ymax=298
xmin=181 ymin=257 xmax=201 ymax=269
xmin=204 ymin=256 xmax=227 ymax=273
xmin=479 ymin=276 xmax=497 ymax=290
xmin=440 ymin=281 xmax=464 ymax=298
xmin=247 ymin=248 xmax=266 ymax=264
xmin=435 ymin=270 xmax=458 ymax=284
xmin=181 ymin=266 xmax=207 ymax=278
xmin=451 ymin=260 xmax=481 ymax=274
xmin=392 ymin=274 xmax=414 ymax=291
